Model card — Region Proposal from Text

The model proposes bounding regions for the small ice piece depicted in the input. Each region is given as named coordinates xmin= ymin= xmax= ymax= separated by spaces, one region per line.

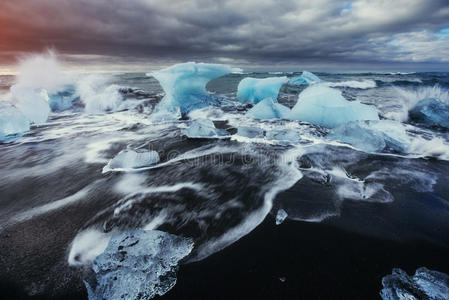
xmin=84 ymin=230 xmax=194 ymax=300
xmin=266 ymin=129 xmax=301 ymax=143
xmin=275 ymin=209 xmax=288 ymax=225
xmin=409 ymin=98 xmax=449 ymax=129
xmin=287 ymin=84 xmax=379 ymax=128
xmin=380 ymin=267 xmax=449 ymax=300
xmin=289 ymin=71 xmax=322 ymax=85
xmin=105 ymin=149 xmax=160 ymax=170
xmin=151 ymin=62 xmax=239 ymax=114
xmin=237 ymin=76 xmax=289 ymax=103
xmin=0 ymin=102 xmax=30 ymax=141
xmin=182 ymin=118 xmax=225 ymax=138
xmin=246 ymin=98 xmax=290 ymax=119
xmin=48 ymin=89 xmax=77 ymax=111
xmin=10 ymin=84 xmax=50 ymax=124
xmin=327 ymin=120 xmax=408 ymax=152
xmin=237 ymin=126 xmax=264 ymax=138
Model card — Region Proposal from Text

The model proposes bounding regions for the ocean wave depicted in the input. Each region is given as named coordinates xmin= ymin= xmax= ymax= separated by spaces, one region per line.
xmin=325 ymin=79 xmax=377 ymax=89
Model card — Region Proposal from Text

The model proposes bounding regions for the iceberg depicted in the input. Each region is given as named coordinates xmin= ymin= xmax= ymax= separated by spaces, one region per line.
xmin=0 ymin=102 xmax=30 ymax=141
xmin=104 ymin=149 xmax=160 ymax=171
xmin=381 ymin=267 xmax=449 ymax=300
xmin=275 ymin=209 xmax=288 ymax=225
xmin=246 ymin=98 xmax=290 ymax=120
xmin=327 ymin=120 xmax=408 ymax=152
xmin=409 ymin=98 xmax=449 ymax=129
xmin=237 ymin=126 xmax=264 ymax=138
xmin=151 ymin=62 xmax=239 ymax=115
xmin=289 ymin=71 xmax=322 ymax=86
xmin=10 ymin=84 xmax=51 ymax=125
xmin=266 ymin=129 xmax=301 ymax=143
xmin=48 ymin=89 xmax=77 ymax=111
xmin=237 ymin=76 xmax=289 ymax=103
xmin=84 ymin=230 xmax=194 ymax=300
xmin=182 ymin=119 xmax=226 ymax=138
xmin=287 ymin=84 xmax=379 ymax=128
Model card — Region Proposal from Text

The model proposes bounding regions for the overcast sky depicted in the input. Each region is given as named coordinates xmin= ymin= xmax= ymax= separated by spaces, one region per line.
xmin=1 ymin=0 xmax=449 ymax=72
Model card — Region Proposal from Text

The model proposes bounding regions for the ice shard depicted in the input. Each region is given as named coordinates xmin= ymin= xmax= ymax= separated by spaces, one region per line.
xmin=237 ymin=76 xmax=289 ymax=103
xmin=409 ymin=98 xmax=449 ymax=129
xmin=104 ymin=149 xmax=160 ymax=171
xmin=246 ymin=98 xmax=290 ymax=119
xmin=182 ymin=118 xmax=226 ymax=138
xmin=289 ymin=71 xmax=322 ymax=85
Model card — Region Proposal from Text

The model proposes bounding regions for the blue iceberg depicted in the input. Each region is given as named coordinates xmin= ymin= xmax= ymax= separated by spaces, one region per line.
xmin=275 ymin=209 xmax=288 ymax=225
xmin=237 ymin=76 xmax=289 ymax=103
xmin=381 ymin=267 xmax=449 ymax=300
xmin=84 ymin=230 xmax=194 ymax=300
xmin=327 ymin=120 xmax=408 ymax=153
xmin=287 ymin=84 xmax=379 ymax=128
xmin=246 ymin=98 xmax=290 ymax=119
xmin=0 ymin=102 xmax=30 ymax=141
xmin=48 ymin=88 xmax=77 ymax=111
xmin=151 ymin=62 xmax=239 ymax=115
xmin=11 ymin=84 xmax=51 ymax=125
xmin=289 ymin=71 xmax=322 ymax=86
xmin=182 ymin=119 xmax=226 ymax=138
xmin=409 ymin=98 xmax=449 ymax=129
xmin=104 ymin=149 xmax=160 ymax=172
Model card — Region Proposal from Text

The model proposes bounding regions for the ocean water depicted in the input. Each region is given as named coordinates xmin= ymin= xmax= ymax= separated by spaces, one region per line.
xmin=0 ymin=71 xmax=449 ymax=299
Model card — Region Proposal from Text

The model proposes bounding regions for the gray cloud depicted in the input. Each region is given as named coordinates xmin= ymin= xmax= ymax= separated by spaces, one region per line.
xmin=0 ymin=0 xmax=448 ymax=70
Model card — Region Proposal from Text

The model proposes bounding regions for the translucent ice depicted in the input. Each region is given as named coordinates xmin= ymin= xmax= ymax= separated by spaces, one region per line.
xmin=48 ymin=89 xmax=77 ymax=111
xmin=237 ymin=76 xmax=289 ymax=103
xmin=381 ymin=267 xmax=449 ymax=300
xmin=246 ymin=98 xmax=290 ymax=119
xmin=287 ymin=84 xmax=379 ymax=128
xmin=151 ymin=62 xmax=239 ymax=115
xmin=327 ymin=120 xmax=408 ymax=152
xmin=266 ymin=129 xmax=301 ymax=143
xmin=10 ymin=84 xmax=51 ymax=125
xmin=409 ymin=98 xmax=449 ymax=129
xmin=289 ymin=71 xmax=322 ymax=86
xmin=275 ymin=209 xmax=288 ymax=225
xmin=0 ymin=102 xmax=30 ymax=141
xmin=84 ymin=230 xmax=194 ymax=300
xmin=182 ymin=119 xmax=226 ymax=138
xmin=237 ymin=126 xmax=264 ymax=138
xmin=104 ymin=149 xmax=160 ymax=171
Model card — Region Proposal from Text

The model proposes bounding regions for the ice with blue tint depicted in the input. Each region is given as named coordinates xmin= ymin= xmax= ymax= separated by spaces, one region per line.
xmin=246 ymin=98 xmax=290 ymax=119
xmin=151 ymin=62 xmax=239 ymax=115
xmin=104 ymin=149 xmax=160 ymax=171
xmin=11 ymin=84 xmax=50 ymax=125
xmin=381 ymin=267 xmax=449 ymax=300
xmin=266 ymin=129 xmax=301 ymax=143
xmin=328 ymin=120 xmax=408 ymax=153
xmin=0 ymin=102 xmax=30 ymax=141
xmin=84 ymin=230 xmax=194 ymax=300
xmin=289 ymin=71 xmax=322 ymax=86
xmin=237 ymin=126 xmax=264 ymax=138
xmin=182 ymin=119 xmax=226 ymax=138
xmin=287 ymin=84 xmax=379 ymax=128
xmin=409 ymin=98 xmax=449 ymax=129
xmin=48 ymin=88 xmax=77 ymax=111
xmin=237 ymin=76 xmax=289 ymax=103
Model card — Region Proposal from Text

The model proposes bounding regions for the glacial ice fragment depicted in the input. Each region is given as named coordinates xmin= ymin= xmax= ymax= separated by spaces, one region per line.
xmin=48 ymin=89 xmax=77 ymax=111
xmin=380 ymin=267 xmax=449 ymax=300
xmin=84 ymin=230 xmax=194 ymax=300
xmin=237 ymin=126 xmax=264 ymax=138
xmin=104 ymin=149 xmax=160 ymax=171
xmin=409 ymin=98 xmax=449 ymax=129
xmin=0 ymin=102 xmax=30 ymax=141
xmin=10 ymin=84 xmax=50 ymax=124
xmin=287 ymin=84 xmax=379 ymax=128
xmin=275 ymin=209 xmax=288 ymax=225
xmin=246 ymin=98 xmax=290 ymax=119
xmin=237 ymin=76 xmax=289 ymax=103
xmin=289 ymin=71 xmax=322 ymax=86
xmin=266 ymin=129 xmax=301 ymax=143
xmin=182 ymin=118 xmax=226 ymax=138
xmin=151 ymin=62 xmax=239 ymax=115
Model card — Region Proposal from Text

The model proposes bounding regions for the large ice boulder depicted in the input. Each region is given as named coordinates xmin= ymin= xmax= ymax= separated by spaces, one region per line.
xmin=237 ymin=76 xmax=289 ymax=103
xmin=0 ymin=102 xmax=30 ymax=141
xmin=287 ymin=84 xmax=379 ymax=128
xmin=151 ymin=62 xmax=239 ymax=115
xmin=182 ymin=118 xmax=226 ymax=138
xmin=246 ymin=98 xmax=290 ymax=119
xmin=84 ymin=230 xmax=194 ymax=300
xmin=289 ymin=71 xmax=322 ymax=86
xmin=104 ymin=149 xmax=160 ymax=172
xmin=409 ymin=98 xmax=449 ymax=129
xmin=327 ymin=120 xmax=408 ymax=152
xmin=10 ymin=84 xmax=51 ymax=124
xmin=381 ymin=267 xmax=449 ymax=300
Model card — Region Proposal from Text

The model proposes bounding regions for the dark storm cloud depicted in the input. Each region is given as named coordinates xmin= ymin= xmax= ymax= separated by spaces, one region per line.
xmin=1 ymin=0 xmax=449 ymax=69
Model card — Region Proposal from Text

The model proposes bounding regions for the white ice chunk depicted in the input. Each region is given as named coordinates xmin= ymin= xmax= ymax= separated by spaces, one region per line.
xmin=246 ymin=98 xmax=290 ymax=119
xmin=182 ymin=118 xmax=226 ymax=138
xmin=151 ymin=62 xmax=239 ymax=114
xmin=105 ymin=149 xmax=160 ymax=171
xmin=84 ymin=230 xmax=194 ymax=300
xmin=11 ymin=84 xmax=50 ymax=124
xmin=275 ymin=209 xmax=288 ymax=225
xmin=0 ymin=102 xmax=30 ymax=141
xmin=237 ymin=76 xmax=289 ymax=103
xmin=289 ymin=71 xmax=322 ymax=85
xmin=287 ymin=84 xmax=379 ymax=128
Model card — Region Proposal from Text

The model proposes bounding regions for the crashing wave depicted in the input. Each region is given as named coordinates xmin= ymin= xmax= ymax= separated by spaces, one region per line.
xmin=289 ymin=71 xmax=322 ymax=85
xmin=325 ymin=79 xmax=377 ymax=89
